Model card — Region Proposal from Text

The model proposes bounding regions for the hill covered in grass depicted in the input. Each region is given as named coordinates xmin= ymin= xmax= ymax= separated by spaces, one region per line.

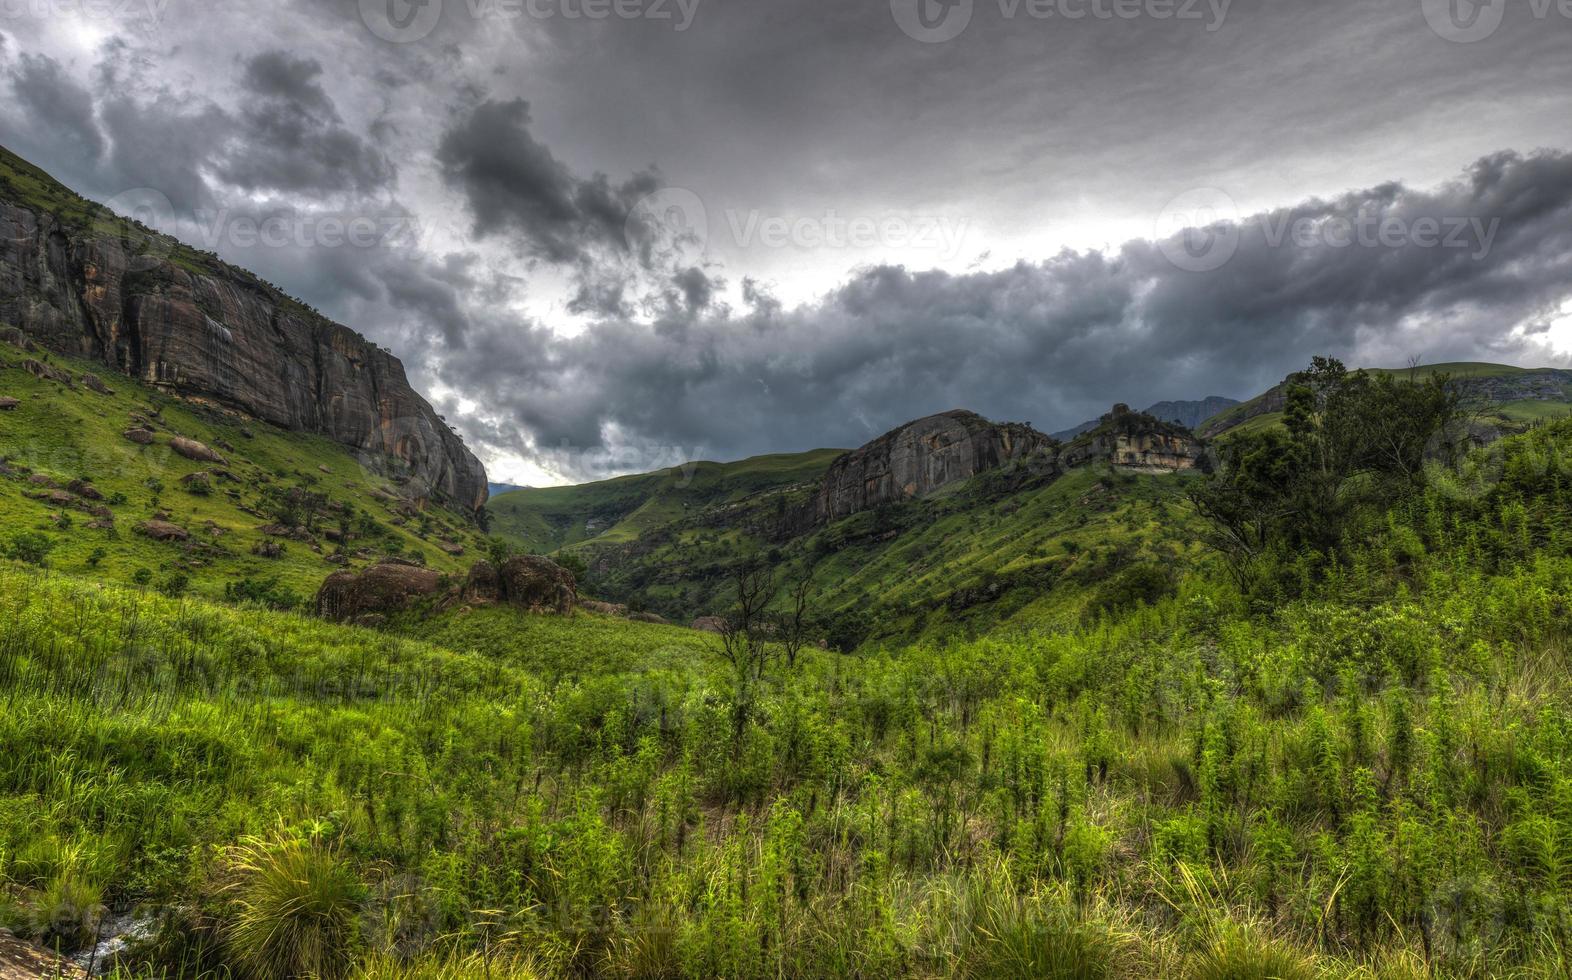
xmin=1201 ymin=362 xmax=1572 ymax=439
xmin=0 ymin=334 xmax=489 ymax=607
xmin=4 ymin=415 xmax=1572 ymax=978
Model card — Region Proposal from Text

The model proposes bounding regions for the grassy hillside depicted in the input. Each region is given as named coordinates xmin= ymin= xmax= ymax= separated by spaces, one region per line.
xmin=487 ymin=448 xmax=843 ymax=552
xmin=1201 ymin=362 xmax=1572 ymax=439
xmin=0 ymin=334 xmax=488 ymax=606
xmin=5 ymin=418 xmax=1572 ymax=977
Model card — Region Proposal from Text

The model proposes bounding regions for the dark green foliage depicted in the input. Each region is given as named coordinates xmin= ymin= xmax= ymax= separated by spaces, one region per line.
xmin=3 ymin=530 xmax=55 ymax=566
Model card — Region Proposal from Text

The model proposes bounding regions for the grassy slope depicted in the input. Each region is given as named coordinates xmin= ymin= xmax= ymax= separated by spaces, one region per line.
xmin=6 ymin=419 xmax=1572 ymax=977
xmin=487 ymin=448 xmax=843 ymax=552
xmin=0 ymin=337 xmax=487 ymax=603
xmin=1202 ymin=361 xmax=1572 ymax=438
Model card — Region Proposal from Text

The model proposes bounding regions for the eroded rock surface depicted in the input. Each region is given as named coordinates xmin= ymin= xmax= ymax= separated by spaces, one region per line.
xmin=316 ymin=559 xmax=443 ymax=623
xmin=816 ymin=410 xmax=1055 ymax=521
xmin=0 ymin=165 xmax=487 ymax=513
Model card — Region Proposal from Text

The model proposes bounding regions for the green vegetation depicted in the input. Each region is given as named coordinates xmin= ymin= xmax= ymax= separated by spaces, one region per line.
xmin=4 ymin=396 xmax=1572 ymax=975
xmin=0 ymin=335 xmax=486 ymax=601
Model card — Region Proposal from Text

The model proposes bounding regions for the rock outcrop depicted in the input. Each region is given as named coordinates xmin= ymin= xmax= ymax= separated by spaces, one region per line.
xmin=0 ymin=147 xmax=488 ymax=513
xmin=1058 ymin=404 xmax=1207 ymax=472
xmin=813 ymin=405 xmax=1207 ymax=524
xmin=816 ymin=410 xmax=1055 ymax=521
xmin=316 ymin=558 xmax=443 ymax=623
xmin=495 ymin=555 xmax=576 ymax=615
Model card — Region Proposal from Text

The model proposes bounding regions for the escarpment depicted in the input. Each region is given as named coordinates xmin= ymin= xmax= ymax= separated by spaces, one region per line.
xmin=815 ymin=405 xmax=1205 ymax=523
xmin=0 ymin=147 xmax=487 ymax=513
xmin=815 ymin=410 xmax=1056 ymax=521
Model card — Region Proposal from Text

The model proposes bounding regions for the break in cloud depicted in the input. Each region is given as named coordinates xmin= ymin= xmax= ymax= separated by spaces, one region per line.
xmin=0 ymin=0 xmax=1570 ymax=484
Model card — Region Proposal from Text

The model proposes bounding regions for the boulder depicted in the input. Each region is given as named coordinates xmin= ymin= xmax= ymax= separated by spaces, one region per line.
xmin=0 ymin=927 xmax=87 ymax=980
xmin=123 ymin=427 xmax=156 ymax=445
xmin=496 ymin=555 xmax=576 ymax=614
xmin=0 ymin=397 xmax=17 ymax=410
xmin=137 ymin=519 xmax=190 ymax=541
xmin=581 ymin=598 xmax=629 ymax=617
xmin=692 ymin=616 xmax=728 ymax=633
xmin=252 ymin=540 xmax=283 ymax=558
xmin=464 ymin=560 xmax=501 ymax=602
xmin=20 ymin=358 xmax=71 ymax=385
xmin=170 ymin=436 xmax=226 ymax=463
xmin=81 ymin=372 xmax=114 ymax=394
xmin=67 ymin=479 xmax=102 ymax=500
xmin=316 ymin=559 xmax=444 ymax=623
xmin=629 ymin=611 xmax=668 ymax=624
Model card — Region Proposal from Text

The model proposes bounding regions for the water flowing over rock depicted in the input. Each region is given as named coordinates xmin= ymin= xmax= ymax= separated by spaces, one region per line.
xmin=0 ymin=153 xmax=488 ymax=513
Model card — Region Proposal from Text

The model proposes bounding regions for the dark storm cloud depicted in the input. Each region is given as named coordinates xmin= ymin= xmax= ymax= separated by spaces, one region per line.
xmin=439 ymin=150 xmax=1572 ymax=482
xmin=213 ymin=52 xmax=395 ymax=196
xmin=6 ymin=53 xmax=104 ymax=164
xmin=436 ymin=98 xmax=657 ymax=264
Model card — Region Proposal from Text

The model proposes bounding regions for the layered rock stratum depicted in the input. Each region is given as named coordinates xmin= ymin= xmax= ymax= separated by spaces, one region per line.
xmin=0 ymin=146 xmax=487 ymax=513
xmin=815 ymin=409 xmax=1056 ymax=522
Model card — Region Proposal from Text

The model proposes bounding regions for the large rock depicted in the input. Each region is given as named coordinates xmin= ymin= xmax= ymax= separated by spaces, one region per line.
xmin=123 ymin=427 xmax=155 ymax=444
xmin=816 ymin=410 xmax=1055 ymax=521
xmin=0 ymin=397 xmax=17 ymax=410
xmin=0 ymin=149 xmax=489 ymax=514
xmin=316 ymin=559 xmax=443 ymax=623
xmin=496 ymin=555 xmax=576 ymax=614
xmin=170 ymin=436 xmax=226 ymax=463
xmin=136 ymin=519 xmax=190 ymax=541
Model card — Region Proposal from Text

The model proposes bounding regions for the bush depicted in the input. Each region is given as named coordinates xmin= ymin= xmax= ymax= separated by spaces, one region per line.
xmin=131 ymin=567 xmax=153 ymax=586
xmin=158 ymin=571 xmax=190 ymax=597
xmin=225 ymin=575 xmax=303 ymax=611
xmin=3 ymin=531 xmax=56 ymax=566
xmin=223 ymin=836 xmax=364 ymax=980
xmin=1089 ymin=562 xmax=1174 ymax=616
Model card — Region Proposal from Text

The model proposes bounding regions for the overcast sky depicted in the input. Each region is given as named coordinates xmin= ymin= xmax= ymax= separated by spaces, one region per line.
xmin=3 ymin=0 xmax=1571 ymax=484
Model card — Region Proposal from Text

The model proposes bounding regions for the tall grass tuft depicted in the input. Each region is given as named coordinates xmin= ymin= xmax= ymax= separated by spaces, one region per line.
xmin=1186 ymin=922 xmax=1317 ymax=980
xmin=223 ymin=833 xmax=365 ymax=980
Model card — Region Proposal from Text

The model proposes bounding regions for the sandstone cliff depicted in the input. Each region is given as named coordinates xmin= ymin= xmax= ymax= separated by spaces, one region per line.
xmin=815 ymin=405 xmax=1205 ymax=523
xmin=815 ymin=409 xmax=1055 ymax=521
xmin=0 ymin=147 xmax=487 ymax=513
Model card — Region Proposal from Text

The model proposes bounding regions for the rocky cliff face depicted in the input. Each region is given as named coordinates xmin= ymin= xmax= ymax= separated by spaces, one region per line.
xmin=815 ymin=410 xmax=1054 ymax=521
xmin=1058 ymin=404 xmax=1208 ymax=472
xmin=816 ymin=405 xmax=1206 ymax=523
xmin=0 ymin=159 xmax=487 ymax=513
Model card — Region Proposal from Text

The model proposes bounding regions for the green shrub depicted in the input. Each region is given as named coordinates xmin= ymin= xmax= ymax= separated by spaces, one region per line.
xmin=3 ymin=531 xmax=55 ymax=566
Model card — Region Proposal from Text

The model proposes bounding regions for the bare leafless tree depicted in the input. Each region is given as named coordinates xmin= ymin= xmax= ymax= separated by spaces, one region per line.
xmin=717 ymin=563 xmax=774 ymax=682
xmin=777 ymin=575 xmax=811 ymax=670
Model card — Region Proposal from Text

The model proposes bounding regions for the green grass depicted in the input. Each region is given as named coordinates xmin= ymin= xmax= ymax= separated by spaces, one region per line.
xmin=487 ymin=448 xmax=843 ymax=552
xmin=0 ymin=336 xmax=486 ymax=603
xmin=5 ymin=420 xmax=1572 ymax=977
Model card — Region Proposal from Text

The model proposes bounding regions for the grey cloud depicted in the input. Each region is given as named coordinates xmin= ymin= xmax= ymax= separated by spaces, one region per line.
xmin=5 ymin=53 xmax=105 ymax=179
xmin=436 ymin=98 xmax=657 ymax=263
xmin=440 ymin=150 xmax=1572 ymax=482
xmin=213 ymin=51 xmax=395 ymax=196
